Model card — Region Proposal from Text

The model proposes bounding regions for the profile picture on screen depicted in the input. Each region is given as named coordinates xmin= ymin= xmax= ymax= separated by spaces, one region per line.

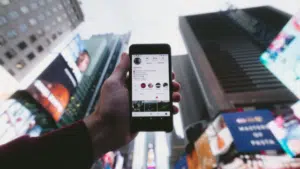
xmin=134 ymin=57 xmax=141 ymax=65
xmin=148 ymin=83 xmax=153 ymax=88
xmin=156 ymin=83 xmax=161 ymax=88
xmin=163 ymin=83 xmax=168 ymax=88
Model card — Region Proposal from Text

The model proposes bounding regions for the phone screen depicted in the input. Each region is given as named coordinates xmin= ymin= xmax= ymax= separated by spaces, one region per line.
xmin=131 ymin=54 xmax=171 ymax=118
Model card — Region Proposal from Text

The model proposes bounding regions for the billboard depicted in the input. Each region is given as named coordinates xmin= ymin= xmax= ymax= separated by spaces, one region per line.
xmin=193 ymin=110 xmax=300 ymax=169
xmin=260 ymin=11 xmax=300 ymax=98
xmin=222 ymin=110 xmax=281 ymax=152
xmin=0 ymin=91 xmax=57 ymax=145
xmin=268 ymin=107 xmax=300 ymax=157
xmin=27 ymin=55 xmax=78 ymax=122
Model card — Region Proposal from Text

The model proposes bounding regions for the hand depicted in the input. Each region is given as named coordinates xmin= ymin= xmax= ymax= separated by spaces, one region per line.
xmin=83 ymin=53 xmax=181 ymax=159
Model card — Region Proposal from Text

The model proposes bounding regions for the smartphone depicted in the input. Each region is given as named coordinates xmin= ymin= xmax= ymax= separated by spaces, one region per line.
xmin=129 ymin=44 xmax=173 ymax=132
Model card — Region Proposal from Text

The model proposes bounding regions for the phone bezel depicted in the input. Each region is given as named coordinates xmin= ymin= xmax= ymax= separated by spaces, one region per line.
xmin=129 ymin=44 xmax=173 ymax=132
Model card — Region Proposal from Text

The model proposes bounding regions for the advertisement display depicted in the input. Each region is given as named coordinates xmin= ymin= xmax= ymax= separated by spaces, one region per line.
xmin=222 ymin=110 xmax=281 ymax=152
xmin=27 ymin=55 xmax=78 ymax=122
xmin=0 ymin=99 xmax=34 ymax=145
xmin=268 ymin=108 xmax=300 ymax=157
xmin=192 ymin=109 xmax=300 ymax=169
xmin=91 ymin=151 xmax=125 ymax=169
xmin=260 ymin=11 xmax=300 ymax=98
xmin=194 ymin=130 xmax=217 ymax=169
xmin=174 ymin=154 xmax=188 ymax=169
xmin=147 ymin=143 xmax=156 ymax=169
xmin=61 ymin=34 xmax=106 ymax=78
xmin=0 ymin=91 xmax=57 ymax=145
xmin=60 ymin=35 xmax=88 ymax=78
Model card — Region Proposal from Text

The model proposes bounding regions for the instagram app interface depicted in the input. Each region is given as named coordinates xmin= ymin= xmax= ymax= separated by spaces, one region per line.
xmin=132 ymin=54 xmax=170 ymax=117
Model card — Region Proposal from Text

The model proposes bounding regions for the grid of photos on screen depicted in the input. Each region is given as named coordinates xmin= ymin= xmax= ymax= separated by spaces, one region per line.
xmin=132 ymin=100 xmax=170 ymax=112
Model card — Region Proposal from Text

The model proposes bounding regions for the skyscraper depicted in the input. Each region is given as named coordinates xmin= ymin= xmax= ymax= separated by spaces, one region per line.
xmin=0 ymin=0 xmax=84 ymax=100
xmin=180 ymin=6 xmax=298 ymax=119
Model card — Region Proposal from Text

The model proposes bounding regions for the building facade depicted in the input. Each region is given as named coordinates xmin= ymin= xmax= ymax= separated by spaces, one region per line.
xmin=180 ymin=6 xmax=297 ymax=119
xmin=0 ymin=0 xmax=84 ymax=81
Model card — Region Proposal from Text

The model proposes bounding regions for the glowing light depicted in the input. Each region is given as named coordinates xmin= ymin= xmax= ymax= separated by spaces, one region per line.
xmin=132 ymin=132 xmax=146 ymax=169
xmin=173 ymin=103 xmax=185 ymax=138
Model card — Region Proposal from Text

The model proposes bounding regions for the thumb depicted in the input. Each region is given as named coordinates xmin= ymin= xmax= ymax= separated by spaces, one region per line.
xmin=112 ymin=53 xmax=130 ymax=83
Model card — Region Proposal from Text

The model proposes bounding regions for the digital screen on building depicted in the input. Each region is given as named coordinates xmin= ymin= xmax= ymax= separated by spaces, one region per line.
xmin=222 ymin=110 xmax=281 ymax=152
xmin=60 ymin=34 xmax=91 ymax=78
xmin=0 ymin=94 xmax=57 ymax=145
xmin=260 ymin=11 xmax=300 ymax=98
xmin=268 ymin=108 xmax=300 ymax=157
xmin=27 ymin=55 xmax=78 ymax=122
xmin=194 ymin=110 xmax=300 ymax=169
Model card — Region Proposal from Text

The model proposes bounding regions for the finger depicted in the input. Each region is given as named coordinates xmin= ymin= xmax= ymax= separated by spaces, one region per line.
xmin=172 ymin=92 xmax=181 ymax=102
xmin=112 ymin=53 xmax=130 ymax=83
xmin=173 ymin=105 xmax=179 ymax=114
xmin=172 ymin=72 xmax=175 ymax=80
xmin=172 ymin=81 xmax=181 ymax=92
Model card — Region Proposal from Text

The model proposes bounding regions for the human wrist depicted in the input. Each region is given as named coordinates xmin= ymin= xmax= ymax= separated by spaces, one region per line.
xmin=83 ymin=113 xmax=111 ymax=160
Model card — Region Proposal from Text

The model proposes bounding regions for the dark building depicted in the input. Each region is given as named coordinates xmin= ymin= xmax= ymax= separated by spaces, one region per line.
xmin=179 ymin=6 xmax=298 ymax=119
xmin=0 ymin=0 xmax=84 ymax=80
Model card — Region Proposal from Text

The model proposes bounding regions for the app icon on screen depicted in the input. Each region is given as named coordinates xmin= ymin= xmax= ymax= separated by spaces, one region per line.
xmin=141 ymin=83 xmax=146 ymax=88
xmin=134 ymin=57 xmax=141 ymax=65
xmin=148 ymin=83 xmax=153 ymax=88
xmin=156 ymin=83 xmax=161 ymax=88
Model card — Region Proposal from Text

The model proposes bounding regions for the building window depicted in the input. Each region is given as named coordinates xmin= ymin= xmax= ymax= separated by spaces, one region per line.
xmin=38 ymin=14 xmax=45 ymax=21
xmin=44 ymin=26 xmax=50 ymax=32
xmin=37 ymin=45 xmax=44 ymax=53
xmin=38 ymin=0 xmax=45 ymax=6
xmin=37 ymin=29 xmax=45 ymax=37
xmin=16 ymin=60 xmax=26 ymax=70
xmin=67 ymin=9 xmax=72 ymax=14
xmin=57 ymin=16 xmax=62 ymax=22
xmin=29 ymin=35 xmax=37 ymax=43
xmin=0 ymin=35 xmax=6 ymax=47
xmin=58 ymin=4 xmax=63 ymax=10
xmin=20 ymin=6 xmax=29 ymax=14
xmin=6 ymin=30 xmax=17 ymax=39
xmin=0 ymin=58 xmax=4 ymax=65
xmin=52 ymin=7 xmax=58 ymax=13
xmin=57 ymin=30 xmax=63 ymax=36
xmin=71 ymin=17 xmax=77 ymax=22
xmin=29 ymin=18 xmax=37 ymax=26
xmin=46 ymin=38 xmax=51 ymax=46
xmin=52 ymin=34 xmax=57 ymax=40
xmin=5 ymin=48 xmax=17 ymax=59
xmin=45 ymin=10 xmax=52 ymax=17
xmin=19 ymin=24 xmax=28 ymax=33
xmin=8 ymin=69 xmax=15 ymax=76
xmin=30 ymin=3 xmax=38 ymax=10
xmin=0 ymin=16 xmax=7 ymax=26
xmin=8 ymin=11 xmax=19 ymax=20
xmin=0 ymin=0 xmax=10 ymax=6
xmin=27 ymin=52 xmax=35 ymax=60
xmin=17 ymin=41 xmax=27 ymax=50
